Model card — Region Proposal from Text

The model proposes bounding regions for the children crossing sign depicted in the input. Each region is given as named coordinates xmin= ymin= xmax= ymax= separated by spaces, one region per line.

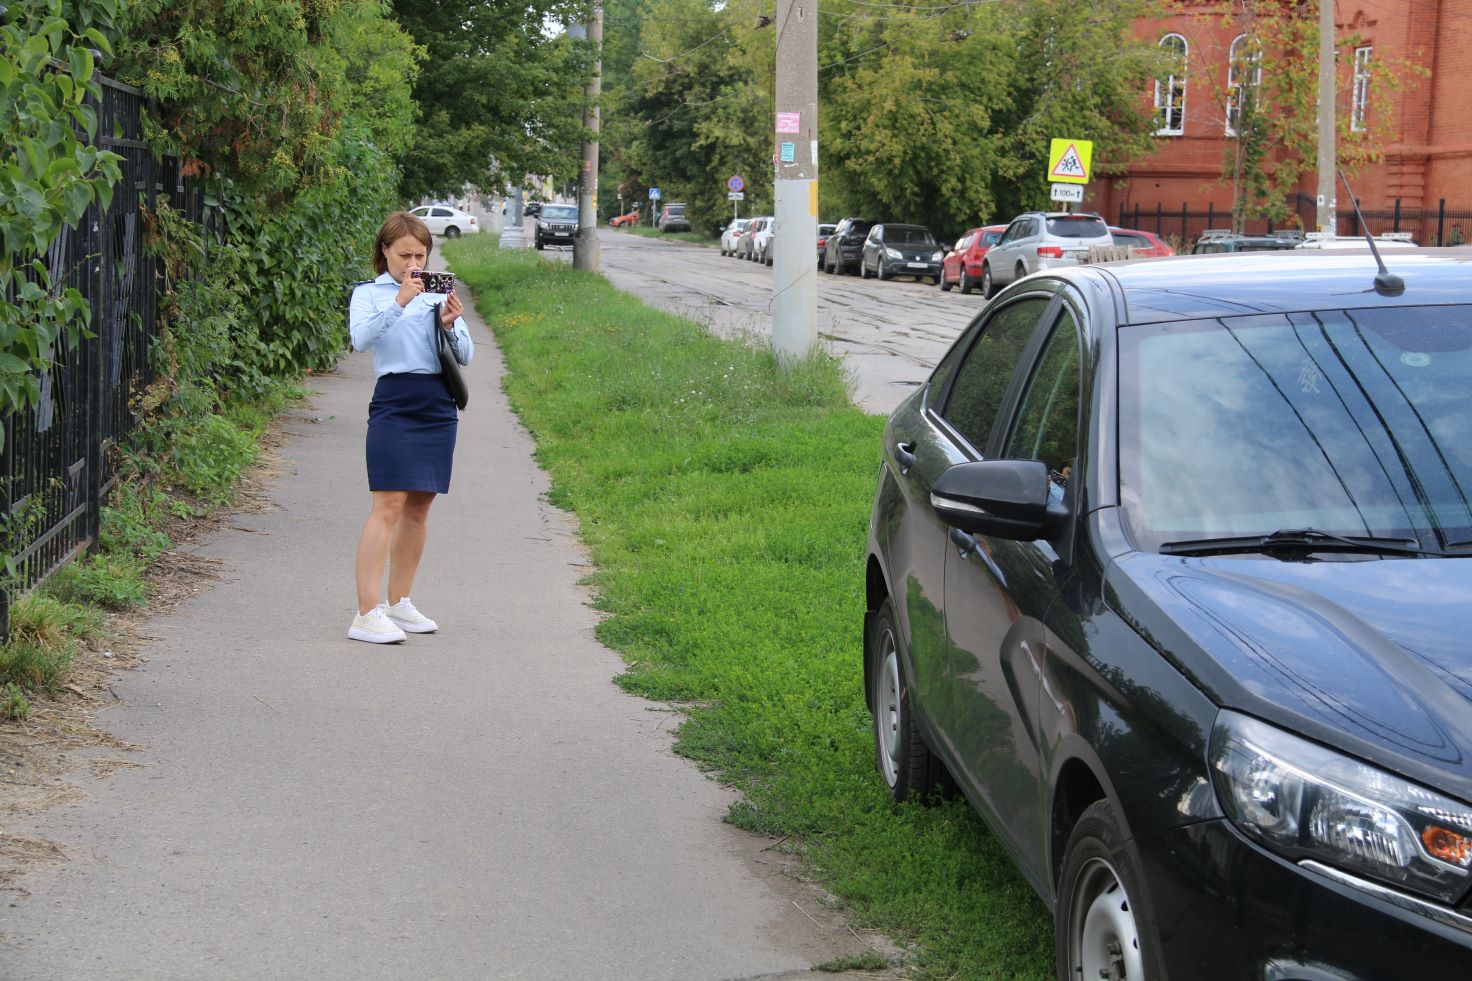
xmin=1048 ymin=139 xmax=1093 ymax=185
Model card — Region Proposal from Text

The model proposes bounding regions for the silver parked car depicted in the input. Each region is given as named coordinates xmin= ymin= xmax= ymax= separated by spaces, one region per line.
xmin=979 ymin=211 xmax=1112 ymax=297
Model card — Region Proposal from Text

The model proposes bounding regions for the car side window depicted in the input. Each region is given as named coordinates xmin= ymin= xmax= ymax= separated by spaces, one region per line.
xmin=998 ymin=222 xmax=1022 ymax=246
xmin=955 ymin=234 xmax=973 ymax=251
xmin=939 ymin=297 xmax=1053 ymax=452
xmin=1003 ymin=310 xmax=1083 ymax=506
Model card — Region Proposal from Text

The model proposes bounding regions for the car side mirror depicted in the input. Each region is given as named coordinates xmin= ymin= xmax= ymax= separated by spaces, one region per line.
xmin=930 ymin=459 xmax=1064 ymax=540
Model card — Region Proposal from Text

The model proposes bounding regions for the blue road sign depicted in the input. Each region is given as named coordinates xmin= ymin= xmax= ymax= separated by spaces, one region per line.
xmin=648 ymin=187 xmax=662 ymax=200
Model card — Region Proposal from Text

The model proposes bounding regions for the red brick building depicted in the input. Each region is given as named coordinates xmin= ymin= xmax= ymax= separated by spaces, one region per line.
xmin=1090 ymin=0 xmax=1472 ymax=246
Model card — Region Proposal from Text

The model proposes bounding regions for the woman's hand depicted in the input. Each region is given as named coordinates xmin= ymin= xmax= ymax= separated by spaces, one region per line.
xmin=440 ymin=289 xmax=464 ymax=328
xmin=396 ymin=270 xmax=426 ymax=308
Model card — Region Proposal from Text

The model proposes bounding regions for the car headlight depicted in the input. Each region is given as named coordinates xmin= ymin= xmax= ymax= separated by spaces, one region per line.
xmin=885 ymin=247 xmax=902 ymax=259
xmin=1211 ymin=711 xmax=1472 ymax=903
xmin=930 ymin=251 xmax=943 ymax=262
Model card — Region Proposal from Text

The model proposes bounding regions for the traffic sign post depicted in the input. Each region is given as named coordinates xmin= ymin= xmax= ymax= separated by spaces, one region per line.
xmin=1046 ymin=138 xmax=1093 ymax=212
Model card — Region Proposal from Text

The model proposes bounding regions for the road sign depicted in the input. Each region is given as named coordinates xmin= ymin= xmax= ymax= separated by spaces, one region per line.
xmin=1047 ymin=139 xmax=1093 ymax=185
xmin=728 ymin=175 xmax=744 ymax=192
xmin=648 ymin=187 xmax=662 ymax=200
xmin=1050 ymin=183 xmax=1084 ymax=203
xmin=728 ymin=191 xmax=745 ymax=200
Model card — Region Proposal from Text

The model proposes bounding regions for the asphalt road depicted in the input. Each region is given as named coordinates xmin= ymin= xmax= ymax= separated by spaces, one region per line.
xmin=0 ymin=247 xmax=892 ymax=980
xmin=541 ymin=226 xmax=984 ymax=415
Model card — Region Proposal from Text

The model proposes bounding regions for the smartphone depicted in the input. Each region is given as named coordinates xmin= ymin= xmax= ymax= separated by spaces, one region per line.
xmin=412 ymin=270 xmax=455 ymax=294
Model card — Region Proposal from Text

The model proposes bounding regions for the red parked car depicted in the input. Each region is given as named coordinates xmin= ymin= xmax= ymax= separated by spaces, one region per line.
xmin=939 ymin=225 xmax=1007 ymax=294
xmin=1108 ymin=225 xmax=1175 ymax=257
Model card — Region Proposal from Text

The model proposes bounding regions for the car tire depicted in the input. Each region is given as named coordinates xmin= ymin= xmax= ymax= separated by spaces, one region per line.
xmin=1056 ymin=799 xmax=1155 ymax=981
xmin=445 ymin=226 xmax=461 ymax=239
xmin=940 ymin=270 xmax=952 ymax=291
xmin=959 ymin=269 xmax=975 ymax=295
xmin=823 ymin=254 xmax=834 ymax=274
xmin=877 ymin=261 xmax=889 ymax=281
xmin=1016 ymin=263 xmax=1028 ymax=283
xmin=869 ymin=599 xmax=949 ymax=803
xmin=980 ymin=264 xmax=995 ymax=299
xmin=860 ymin=257 xmax=871 ymax=279
xmin=535 ymin=238 xmax=544 ymax=250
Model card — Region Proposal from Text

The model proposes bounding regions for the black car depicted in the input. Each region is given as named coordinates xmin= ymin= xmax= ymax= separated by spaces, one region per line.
xmin=535 ymin=203 xmax=579 ymax=250
xmin=865 ymin=250 xmax=1472 ymax=980
xmin=1190 ymin=229 xmax=1298 ymax=254
xmin=524 ymin=200 xmax=542 ymax=219
xmin=859 ymin=223 xmax=942 ymax=283
xmin=822 ymin=217 xmax=872 ymax=274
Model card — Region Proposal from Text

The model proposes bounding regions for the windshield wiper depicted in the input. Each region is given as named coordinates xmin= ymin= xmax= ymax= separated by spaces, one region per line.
xmin=1159 ymin=528 xmax=1434 ymax=557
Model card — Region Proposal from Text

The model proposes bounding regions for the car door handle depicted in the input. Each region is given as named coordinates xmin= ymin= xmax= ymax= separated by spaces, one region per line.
xmin=949 ymin=526 xmax=974 ymax=558
xmin=894 ymin=441 xmax=917 ymax=474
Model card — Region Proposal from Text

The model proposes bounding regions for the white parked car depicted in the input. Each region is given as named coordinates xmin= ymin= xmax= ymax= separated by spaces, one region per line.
xmin=720 ymin=218 xmax=750 ymax=257
xmin=410 ymin=205 xmax=480 ymax=238
xmin=1294 ymin=231 xmax=1418 ymax=250
xmin=752 ymin=217 xmax=777 ymax=265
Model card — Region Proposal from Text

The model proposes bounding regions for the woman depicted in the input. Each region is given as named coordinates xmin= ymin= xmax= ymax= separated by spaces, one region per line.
xmin=346 ymin=211 xmax=474 ymax=644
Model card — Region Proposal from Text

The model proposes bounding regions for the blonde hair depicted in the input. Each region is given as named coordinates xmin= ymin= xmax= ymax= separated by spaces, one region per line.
xmin=372 ymin=211 xmax=433 ymax=275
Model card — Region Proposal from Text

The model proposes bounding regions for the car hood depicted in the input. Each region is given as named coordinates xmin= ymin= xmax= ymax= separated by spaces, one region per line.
xmin=1106 ymin=552 xmax=1472 ymax=800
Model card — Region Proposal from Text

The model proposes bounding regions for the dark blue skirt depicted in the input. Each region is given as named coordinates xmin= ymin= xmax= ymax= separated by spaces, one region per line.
xmin=366 ymin=373 xmax=458 ymax=493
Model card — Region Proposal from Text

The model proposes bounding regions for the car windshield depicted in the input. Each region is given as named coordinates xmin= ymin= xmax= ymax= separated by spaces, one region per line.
xmin=542 ymin=205 xmax=577 ymax=221
xmin=1113 ymin=233 xmax=1149 ymax=248
xmin=886 ymin=226 xmax=935 ymax=245
xmin=1045 ymin=216 xmax=1109 ymax=238
xmin=979 ymin=230 xmax=1003 ymax=247
xmin=666 ymin=205 xmax=685 ymax=215
xmin=1119 ymin=306 xmax=1472 ymax=552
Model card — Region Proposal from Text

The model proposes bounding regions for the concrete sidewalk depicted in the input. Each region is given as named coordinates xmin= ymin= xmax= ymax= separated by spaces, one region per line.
xmin=0 ymin=260 xmax=886 ymax=979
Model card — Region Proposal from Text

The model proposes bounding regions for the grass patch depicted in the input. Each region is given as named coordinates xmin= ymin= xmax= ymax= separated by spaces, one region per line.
xmin=444 ymin=235 xmax=1053 ymax=980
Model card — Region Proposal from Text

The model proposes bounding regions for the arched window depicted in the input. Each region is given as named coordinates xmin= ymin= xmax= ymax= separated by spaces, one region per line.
xmin=1225 ymin=34 xmax=1263 ymax=136
xmin=1155 ymin=34 xmax=1187 ymax=136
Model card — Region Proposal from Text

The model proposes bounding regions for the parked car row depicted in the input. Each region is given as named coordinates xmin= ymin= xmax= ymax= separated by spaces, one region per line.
xmin=716 ymin=211 xmax=1182 ymax=294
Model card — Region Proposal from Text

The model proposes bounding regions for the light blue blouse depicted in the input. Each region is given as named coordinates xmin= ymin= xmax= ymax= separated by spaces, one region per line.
xmin=349 ymin=272 xmax=474 ymax=378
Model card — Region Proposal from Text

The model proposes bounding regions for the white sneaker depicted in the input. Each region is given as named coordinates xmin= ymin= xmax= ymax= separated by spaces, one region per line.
xmin=348 ymin=605 xmax=407 ymax=644
xmin=384 ymin=597 xmax=438 ymax=633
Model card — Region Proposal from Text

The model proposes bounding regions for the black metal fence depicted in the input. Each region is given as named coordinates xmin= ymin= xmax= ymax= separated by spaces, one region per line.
xmin=1117 ymin=194 xmax=1472 ymax=249
xmin=0 ymin=75 xmax=215 ymax=640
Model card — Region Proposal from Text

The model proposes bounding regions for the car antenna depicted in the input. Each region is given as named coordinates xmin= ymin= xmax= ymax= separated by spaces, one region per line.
xmin=1338 ymin=169 xmax=1405 ymax=296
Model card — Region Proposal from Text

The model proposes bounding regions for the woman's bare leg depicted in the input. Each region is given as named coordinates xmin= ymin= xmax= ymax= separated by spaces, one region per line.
xmin=387 ymin=491 xmax=436 ymax=604
xmin=355 ymin=490 xmax=407 ymax=614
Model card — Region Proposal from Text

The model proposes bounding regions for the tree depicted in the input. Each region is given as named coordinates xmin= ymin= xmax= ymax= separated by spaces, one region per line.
xmin=1202 ymin=0 xmax=1424 ymax=229
xmin=389 ymin=0 xmax=593 ymax=200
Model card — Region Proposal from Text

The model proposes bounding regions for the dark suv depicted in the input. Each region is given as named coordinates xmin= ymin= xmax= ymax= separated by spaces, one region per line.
xmin=1190 ymin=229 xmax=1299 ymax=254
xmin=534 ymin=203 xmax=579 ymax=250
xmin=657 ymin=203 xmax=691 ymax=233
xmin=821 ymin=217 xmax=872 ymax=274
xmin=866 ymin=249 xmax=1472 ymax=980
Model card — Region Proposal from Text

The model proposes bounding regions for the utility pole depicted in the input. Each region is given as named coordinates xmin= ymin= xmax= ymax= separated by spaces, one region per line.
xmin=771 ymin=0 xmax=818 ymax=363
xmin=1315 ymin=0 xmax=1336 ymax=233
xmin=572 ymin=5 xmax=603 ymax=272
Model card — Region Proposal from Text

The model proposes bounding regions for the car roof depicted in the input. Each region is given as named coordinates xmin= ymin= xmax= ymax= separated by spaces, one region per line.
xmin=1052 ymin=250 xmax=1472 ymax=325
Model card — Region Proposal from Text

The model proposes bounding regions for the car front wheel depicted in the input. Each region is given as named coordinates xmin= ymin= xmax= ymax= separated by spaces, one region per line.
xmin=959 ymin=269 xmax=975 ymax=294
xmin=445 ymin=226 xmax=461 ymax=238
xmin=940 ymin=269 xmax=952 ymax=291
xmin=1056 ymin=799 xmax=1152 ymax=981
xmin=869 ymin=599 xmax=948 ymax=802
xmin=980 ymin=264 xmax=995 ymax=298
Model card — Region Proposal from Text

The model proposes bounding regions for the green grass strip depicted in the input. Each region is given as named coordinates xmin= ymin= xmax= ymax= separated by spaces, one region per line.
xmin=444 ymin=236 xmax=1052 ymax=980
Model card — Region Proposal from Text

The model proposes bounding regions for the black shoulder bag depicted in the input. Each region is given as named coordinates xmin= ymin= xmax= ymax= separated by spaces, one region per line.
xmin=429 ymin=302 xmax=469 ymax=410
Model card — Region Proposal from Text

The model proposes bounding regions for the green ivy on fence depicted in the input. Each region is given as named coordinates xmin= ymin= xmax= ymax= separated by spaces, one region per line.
xmin=0 ymin=0 xmax=123 ymax=451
